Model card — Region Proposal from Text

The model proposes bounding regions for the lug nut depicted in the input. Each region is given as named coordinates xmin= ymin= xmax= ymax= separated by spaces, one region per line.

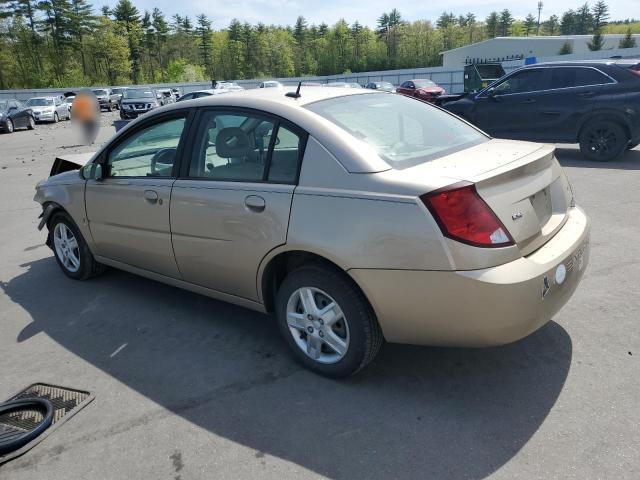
xmin=318 ymin=318 xmax=324 ymax=325
xmin=318 ymin=330 xmax=324 ymax=337
xmin=307 ymin=314 xmax=313 ymax=321
xmin=307 ymin=326 xmax=314 ymax=333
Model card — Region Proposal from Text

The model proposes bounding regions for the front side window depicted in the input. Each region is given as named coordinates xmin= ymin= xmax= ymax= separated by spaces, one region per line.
xmin=549 ymin=67 xmax=613 ymax=89
xmin=107 ymin=117 xmax=186 ymax=177
xmin=306 ymin=93 xmax=487 ymax=169
xmin=494 ymin=69 xmax=546 ymax=95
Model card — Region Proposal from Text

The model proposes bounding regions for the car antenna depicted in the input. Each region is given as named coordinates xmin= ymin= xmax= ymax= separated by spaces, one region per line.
xmin=286 ymin=82 xmax=302 ymax=99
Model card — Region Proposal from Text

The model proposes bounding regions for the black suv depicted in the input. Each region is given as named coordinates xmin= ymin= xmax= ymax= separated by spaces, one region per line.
xmin=441 ymin=60 xmax=640 ymax=161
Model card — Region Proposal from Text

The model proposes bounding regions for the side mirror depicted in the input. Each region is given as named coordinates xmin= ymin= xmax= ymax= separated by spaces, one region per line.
xmin=487 ymin=87 xmax=498 ymax=100
xmin=156 ymin=93 xmax=162 ymax=99
xmin=80 ymin=163 xmax=104 ymax=181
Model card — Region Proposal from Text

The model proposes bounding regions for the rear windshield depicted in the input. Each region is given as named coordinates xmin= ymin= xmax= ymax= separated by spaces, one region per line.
xmin=27 ymin=98 xmax=54 ymax=106
xmin=305 ymin=93 xmax=487 ymax=169
xmin=413 ymin=80 xmax=436 ymax=88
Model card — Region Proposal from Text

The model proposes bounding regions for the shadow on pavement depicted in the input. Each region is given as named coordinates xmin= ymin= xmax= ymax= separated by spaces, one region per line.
xmin=2 ymin=258 xmax=573 ymax=480
xmin=556 ymin=146 xmax=640 ymax=169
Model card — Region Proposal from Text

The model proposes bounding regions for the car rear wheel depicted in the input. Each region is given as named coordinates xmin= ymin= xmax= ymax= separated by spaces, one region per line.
xmin=49 ymin=212 xmax=104 ymax=280
xmin=53 ymin=112 xmax=59 ymax=123
xmin=579 ymin=120 xmax=627 ymax=162
xmin=107 ymin=102 xmax=113 ymax=112
xmin=27 ymin=116 xmax=35 ymax=130
xmin=4 ymin=119 xmax=13 ymax=133
xmin=275 ymin=265 xmax=383 ymax=377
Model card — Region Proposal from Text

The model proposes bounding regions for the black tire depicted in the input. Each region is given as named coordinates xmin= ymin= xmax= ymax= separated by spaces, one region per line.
xmin=27 ymin=115 xmax=35 ymax=130
xmin=275 ymin=265 xmax=383 ymax=378
xmin=4 ymin=118 xmax=13 ymax=133
xmin=579 ymin=119 xmax=628 ymax=162
xmin=107 ymin=102 xmax=113 ymax=112
xmin=53 ymin=112 xmax=59 ymax=123
xmin=48 ymin=211 xmax=105 ymax=280
xmin=627 ymin=141 xmax=639 ymax=151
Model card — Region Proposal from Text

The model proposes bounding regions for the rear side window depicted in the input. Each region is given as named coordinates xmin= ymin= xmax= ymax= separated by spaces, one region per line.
xmin=549 ymin=67 xmax=613 ymax=89
xmin=306 ymin=93 xmax=487 ymax=169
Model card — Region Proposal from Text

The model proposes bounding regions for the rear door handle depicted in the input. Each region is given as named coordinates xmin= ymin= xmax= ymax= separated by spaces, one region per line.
xmin=521 ymin=98 xmax=536 ymax=104
xmin=143 ymin=190 xmax=159 ymax=204
xmin=578 ymin=91 xmax=596 ymax=97
xmin=245 ymin=195 xmax=266 ymax=212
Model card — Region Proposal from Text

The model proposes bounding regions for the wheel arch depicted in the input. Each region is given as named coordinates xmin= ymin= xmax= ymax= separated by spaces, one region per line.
xmin=577 ymin=110 xmax=632 ymax=143
xmin=258 ymin=248 xmax=372 ymax=317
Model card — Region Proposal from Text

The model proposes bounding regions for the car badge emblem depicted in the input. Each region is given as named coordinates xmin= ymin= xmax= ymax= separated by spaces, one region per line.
xmin=512 ymin=212 xmax=523 ymax=221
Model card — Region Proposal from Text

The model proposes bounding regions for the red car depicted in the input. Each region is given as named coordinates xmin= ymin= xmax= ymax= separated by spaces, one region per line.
xmin=396 ymin=79 xmax=446 ymax=103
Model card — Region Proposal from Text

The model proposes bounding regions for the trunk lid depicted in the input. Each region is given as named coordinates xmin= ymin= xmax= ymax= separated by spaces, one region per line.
xmin=406 ymin=139 xmax=574 ymax=256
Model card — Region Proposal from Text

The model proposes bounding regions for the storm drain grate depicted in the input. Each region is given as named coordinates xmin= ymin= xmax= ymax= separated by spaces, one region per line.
xmin=0 ymin=383 xmax=94 ymax=464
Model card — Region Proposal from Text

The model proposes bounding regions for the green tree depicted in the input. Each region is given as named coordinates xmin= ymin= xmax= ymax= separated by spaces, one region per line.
xmin=498 ymin=9 xmax=514 ymax=36
xmin=113 ymin=0 xmax=142 ymax=82
xmin=558 ymin=40 xmax=573 ymax=54
xmin=523 ymin=13 xmax=536 ymax=35
xmin=485 ymin=12 xmax=499 ymax=38
xmin=544 ymin=15 xmax=559 ymax=35
xmin=195 ymin=13 xmax=213 ymax=79
xmin=619 ymin=26 xmax=637 ymax=48
xmin=588 ymin=1 xmax=609 ymax=50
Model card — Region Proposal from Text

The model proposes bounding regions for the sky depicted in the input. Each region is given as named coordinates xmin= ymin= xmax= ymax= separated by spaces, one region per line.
xmin=103 ymin=0 xmax=638 ymax=29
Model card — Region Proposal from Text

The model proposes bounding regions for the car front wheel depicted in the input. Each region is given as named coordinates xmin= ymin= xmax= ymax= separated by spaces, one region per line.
xmin=275 ymin=265 xmax=383 ymax=377
xmin=579 ymin=119 xmax=627 ymax=162
xmin=4 ymin=118 xmax=13 ymax=133
xmin=53 ymin=112 xmax=59 ymax=123
xmin=27 ymin=116 xmax=35 ymax=130
xmin=49 ymin=212 xmax=104 ymax=280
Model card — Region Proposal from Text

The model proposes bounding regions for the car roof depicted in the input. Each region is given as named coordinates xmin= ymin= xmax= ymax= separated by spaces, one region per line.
xmin=525 ymin=59 xmax=640 ymax=67
xmin=28 ymin=96 xmax=57 ymax=100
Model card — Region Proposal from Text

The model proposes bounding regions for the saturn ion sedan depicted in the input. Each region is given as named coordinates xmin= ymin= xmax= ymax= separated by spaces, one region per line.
xmin=34 ymin=87 xmax=590 ymax=377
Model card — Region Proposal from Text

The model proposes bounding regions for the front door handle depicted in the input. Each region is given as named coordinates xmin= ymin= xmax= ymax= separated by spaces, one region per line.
xmin=521 ymin=98 xmax=536 ymax=104
xmin=245 ymin=195 xmax=266 ymax=212
xmin=143 ymin=189 xmax=159 ymax=204
xmin=578 ymin=91 xmax=596 ymax=97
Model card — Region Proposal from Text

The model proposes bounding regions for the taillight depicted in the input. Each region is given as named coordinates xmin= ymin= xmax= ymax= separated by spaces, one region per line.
xmin=629 ymin=65 xmax=640 ymax=77
xmin=420 ymin=182 xmax=514 ymax=248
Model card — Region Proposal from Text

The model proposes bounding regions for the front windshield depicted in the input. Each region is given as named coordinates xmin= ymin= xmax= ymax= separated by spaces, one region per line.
xmin=112 ymin=88 xmax=124 ymax=94
xmin=27 ymin=98 xmax=54 ymax=106
xmin=306 ymin=93 xmax=487 ymax=169
xmin=92 ymin=89 xmax=108 ymax=96
xmin=64 ymin=97 xmax=75 ymax=103
xmin=413 ymin=80 xmax=436 ymax=88
xmin=123 ymin=89 xmax=154 ymax=99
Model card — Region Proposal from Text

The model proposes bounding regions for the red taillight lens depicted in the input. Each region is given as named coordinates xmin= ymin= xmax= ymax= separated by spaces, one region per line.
xmin=629 ymin=66 xmax=640 ymax=77
xmin=421 ymin=182 xmax=515 ymax=248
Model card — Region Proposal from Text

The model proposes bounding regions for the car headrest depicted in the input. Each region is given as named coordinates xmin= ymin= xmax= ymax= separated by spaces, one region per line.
xmin=215 ymin=127 xmax=251 ymax=158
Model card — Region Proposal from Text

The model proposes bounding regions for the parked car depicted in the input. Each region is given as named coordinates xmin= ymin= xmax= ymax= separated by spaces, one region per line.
xmin=176 ymin=89 xmax=215 ymax=102
xmin=259 ymin=80 xmax=283 ymax=88
xmin=170 ymin=88 xmax=182 ymax=100
xmin=325 ymin=82 xmax=362 ymax=88
xmin=119 ymin=88 xmax=161 ymax=119
xmin=365 ymin=81 xmax=396 ymax=92
xmin=216 ymin=82 xmax=244 ymax=91
xmin=35 ymin=87 xmax=590 ymax=377
xmin=397 ymin=79 xmax=445 ymax=102
xmin=26 ymin=96 xmax=70 ymax=123
xmin=156 ymin=89 xmax=176 ymax=106
xmin=441 ymin=60 xmax=640 ymax=162
xmin=0 ymin=99 xmax=35 ymax=133
xmin=92 ymin=88 xmax=120 ymax=111
xmin=110 ymin=87 xmax=127 ymax=106
xmin=63 ymin=96 xmax=75 ymax=117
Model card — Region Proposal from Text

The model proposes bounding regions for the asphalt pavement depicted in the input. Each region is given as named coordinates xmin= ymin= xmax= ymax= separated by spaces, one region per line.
xmin=0 ymin=111 xmax=639 ymax=479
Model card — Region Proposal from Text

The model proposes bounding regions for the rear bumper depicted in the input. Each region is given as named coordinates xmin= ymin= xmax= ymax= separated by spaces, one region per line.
xmin=350 ymin=206 xmax=590 ymax=347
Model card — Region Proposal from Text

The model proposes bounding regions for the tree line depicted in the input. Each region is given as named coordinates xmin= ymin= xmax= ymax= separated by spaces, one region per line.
xmin=0 ymin=0 xmax=637 ymax=90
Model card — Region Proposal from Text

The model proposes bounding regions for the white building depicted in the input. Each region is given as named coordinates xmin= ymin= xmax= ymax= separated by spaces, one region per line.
xmin=442 ymin=34 xmax=640 ymax=67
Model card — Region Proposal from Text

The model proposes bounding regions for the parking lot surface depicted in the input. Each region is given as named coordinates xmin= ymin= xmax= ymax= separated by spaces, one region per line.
xmin=1 ymin=112 xmax=639 ymax=479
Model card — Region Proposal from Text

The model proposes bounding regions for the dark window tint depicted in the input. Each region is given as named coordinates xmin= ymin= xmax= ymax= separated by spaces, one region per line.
xmin=549 ymin=67 xmax=613 ymax=89
xmin=494 ymin=69 xmax=546 ymax=95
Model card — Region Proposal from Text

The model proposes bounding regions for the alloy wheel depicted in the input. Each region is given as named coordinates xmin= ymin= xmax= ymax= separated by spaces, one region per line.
xmin=586 ymin=126 xmax=618 ymax=159
xmin=286 ymin=287 xmax=350 ymax=364
xmin=53 ymin=223 xmax=80 ymax=273
xmin=29 ymin=116 xmax=35 ymax=129
xmin=6 ymin=119 xmax=13 ymax=133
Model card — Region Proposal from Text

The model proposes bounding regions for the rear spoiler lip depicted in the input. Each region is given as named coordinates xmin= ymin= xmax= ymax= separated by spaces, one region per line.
xmin=50 ymin=152 xmax=96 ymax=177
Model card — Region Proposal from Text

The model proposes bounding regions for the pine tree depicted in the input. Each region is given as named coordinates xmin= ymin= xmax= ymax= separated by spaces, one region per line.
xmin=575 ymin=3 xmax=593 ymax=34
xmin=619 ymin=26 xmax=637 ymax=48
xmin=559 ymin=40 xmax=573 ymax=54
xmin=68 ymin=0 xmax=95 ymax=77
xmin=544 ymin=15 xmax=559 ymax=35
xmin=113 ymin=0 xmax=142 ymax=82
xmin=588 ymin=1 xmax=609 ymax=51
xmin=195 ymin=13 xmax=213 ymax=79
xmin=152 ymin=7 xmax=168 ymax=81
xmin=498 ymin=9 xmax=514 ymax=36
xmin=524 ymin=14 xmax=536 ymax=35
xmin=485 ymin=12 xmax=499 ymax=38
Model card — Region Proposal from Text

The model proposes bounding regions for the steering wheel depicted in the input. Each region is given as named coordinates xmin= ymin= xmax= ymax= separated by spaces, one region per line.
xmin=150 ymin=148 xmax=176 ymax=176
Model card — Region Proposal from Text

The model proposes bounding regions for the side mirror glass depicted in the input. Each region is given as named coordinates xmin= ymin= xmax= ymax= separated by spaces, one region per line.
xmin=80 ymin=163 xmax=104 ymax=181
xmin=487 ymin=87 xmax=497 ymax=99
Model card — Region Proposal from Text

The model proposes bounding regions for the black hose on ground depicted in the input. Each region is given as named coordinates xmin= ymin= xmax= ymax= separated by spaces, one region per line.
xmin=0 ymin=398 xmax=54 ymax=455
